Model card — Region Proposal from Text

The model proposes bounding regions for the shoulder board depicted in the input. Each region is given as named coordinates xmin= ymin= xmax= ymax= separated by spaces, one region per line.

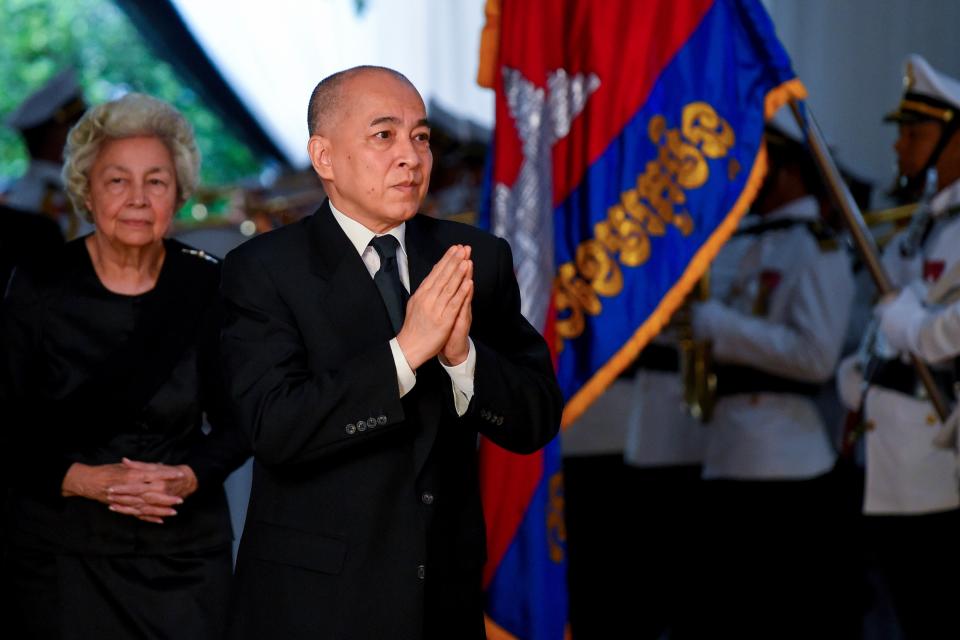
xmin=180 ymin=247 xmax=220 ymax=264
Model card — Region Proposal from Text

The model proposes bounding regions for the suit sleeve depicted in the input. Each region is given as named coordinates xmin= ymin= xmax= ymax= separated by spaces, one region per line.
xmin=220 ymin=247 xmax=407 ymax=467
xmin=461 ymin=237 xmax=563 ymax=454
xmin=182 ymin=291 xmax=252 ymax=491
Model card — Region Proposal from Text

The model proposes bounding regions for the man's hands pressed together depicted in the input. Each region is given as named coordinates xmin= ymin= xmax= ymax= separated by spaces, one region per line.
xmin=396 ymin=244 xmax=473 ymax=370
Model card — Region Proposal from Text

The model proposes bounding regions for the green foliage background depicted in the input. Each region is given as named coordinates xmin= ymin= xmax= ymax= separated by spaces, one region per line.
xmin=0 ymin=0 xmax=263 ymax=187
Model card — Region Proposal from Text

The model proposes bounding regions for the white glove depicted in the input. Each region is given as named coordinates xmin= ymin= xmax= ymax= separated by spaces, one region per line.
xmin=877 ymin=286 xmax=927 ymax=354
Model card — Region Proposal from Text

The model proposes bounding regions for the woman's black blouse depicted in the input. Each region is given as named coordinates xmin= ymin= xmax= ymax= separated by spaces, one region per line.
xmin=1 ymin=237 xmax=249 ymax=555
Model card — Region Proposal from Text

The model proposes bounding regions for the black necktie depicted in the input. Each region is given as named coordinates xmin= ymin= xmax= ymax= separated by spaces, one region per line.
xmin=369 ymin=234 xmax=409 ymax=333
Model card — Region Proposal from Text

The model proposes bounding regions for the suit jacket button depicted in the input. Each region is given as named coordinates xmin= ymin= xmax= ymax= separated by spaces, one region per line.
xmin=357 ymin=421 xmax=367 ymax=432
xmin=481 ymin=409 xmax=489 ymax=419
xmin=421 ymin=491 xmax=434 ymax=505
xmin=496 ymin=416 xmax=504 ymax=425
xmin=417 ymin=564 xmax=426 ymax=580
xmin=366 ymin=417 xmax=377 ymax=428
xmin=345 ymin=424 xmax=356 ymax=435
xmin=377 ymin=415 xmax=387 ymax=425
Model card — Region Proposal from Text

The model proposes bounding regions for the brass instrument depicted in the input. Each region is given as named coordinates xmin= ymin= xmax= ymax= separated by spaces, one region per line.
xmin=679 ymin=273 xmax=716 ymax=422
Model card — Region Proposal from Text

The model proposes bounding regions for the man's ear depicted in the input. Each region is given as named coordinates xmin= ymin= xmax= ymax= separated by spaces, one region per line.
xmin=934 ymin=126 xmax=960 ymax=179
xmin=945 ymin=126 xmax=960 ymax=155
xmin=308 ymin=135 xmax=334 ymax=180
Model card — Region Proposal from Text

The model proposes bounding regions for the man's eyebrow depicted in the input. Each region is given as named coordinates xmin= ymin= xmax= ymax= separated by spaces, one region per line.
xmin=369 ymin=116 xmax=400 ymax=127
xmin=368 ymin=116 xmax=432 ymax=129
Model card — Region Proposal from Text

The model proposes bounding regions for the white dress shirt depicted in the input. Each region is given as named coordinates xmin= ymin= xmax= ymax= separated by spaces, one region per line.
xmin=329 ymin=202 xmax=475 ymax=415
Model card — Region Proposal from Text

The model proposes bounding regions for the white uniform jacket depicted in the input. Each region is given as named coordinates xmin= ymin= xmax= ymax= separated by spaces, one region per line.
xmin=695 ymin=196 xmax=854 ymax=480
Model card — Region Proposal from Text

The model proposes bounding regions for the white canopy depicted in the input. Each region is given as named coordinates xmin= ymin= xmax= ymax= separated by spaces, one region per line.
xmin=172 ymin=0 xmax=494 ymax=167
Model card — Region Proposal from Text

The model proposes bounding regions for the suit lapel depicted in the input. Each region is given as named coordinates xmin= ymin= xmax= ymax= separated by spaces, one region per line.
xmin=307 ymin=202 xmax=395 ymax=346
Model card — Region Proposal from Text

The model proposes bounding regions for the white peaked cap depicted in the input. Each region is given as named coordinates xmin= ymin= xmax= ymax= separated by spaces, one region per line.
xmin=885 ymin=54 xmax=960 ymax=124
xmin=5 ymin=68 xmax=85 ymax=131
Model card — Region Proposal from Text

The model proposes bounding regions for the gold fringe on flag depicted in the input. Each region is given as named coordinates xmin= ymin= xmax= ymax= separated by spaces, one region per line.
xmin=484 ymin=613 xmax=573 ymax=640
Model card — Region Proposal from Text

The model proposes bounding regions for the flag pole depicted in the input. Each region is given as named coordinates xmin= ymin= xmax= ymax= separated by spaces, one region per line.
xmin=788 ymin=100 xmax=951 ymax=426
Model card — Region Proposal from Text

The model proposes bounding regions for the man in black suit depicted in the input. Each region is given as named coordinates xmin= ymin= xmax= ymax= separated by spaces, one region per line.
xmin=221 ymin=66 xmax=562 ymax=639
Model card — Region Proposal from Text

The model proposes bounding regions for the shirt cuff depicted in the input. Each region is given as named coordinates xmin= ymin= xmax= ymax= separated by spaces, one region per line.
xmin=389 ymin=338 xmax=417 ymax=397
xmin=441 ymin=338 xmax=476 ymax=416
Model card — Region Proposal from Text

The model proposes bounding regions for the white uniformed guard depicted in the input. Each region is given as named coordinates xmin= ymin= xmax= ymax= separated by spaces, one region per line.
xmin=3 ymin=68 xmax=87 ymax=236
xmin=688 ymin=111 xmax=855 ymax=637
xmin=836 ymin=52 xmax=960 ymax=640
xmin=695 ymin=112 xmax=853 ymax=482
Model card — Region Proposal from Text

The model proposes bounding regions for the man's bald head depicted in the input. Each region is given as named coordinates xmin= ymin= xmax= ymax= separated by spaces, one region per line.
xmin=307 ymin=66 xmax=416 ymax=137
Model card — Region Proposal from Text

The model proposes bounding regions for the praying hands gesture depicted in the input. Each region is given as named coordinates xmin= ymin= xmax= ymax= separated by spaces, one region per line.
xmin=397 ymin=244 xmax=473 ymax=369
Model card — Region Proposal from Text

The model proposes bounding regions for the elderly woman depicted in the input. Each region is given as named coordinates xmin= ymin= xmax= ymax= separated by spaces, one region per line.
xmin=0 ymin=93 xmax=248 ymax=638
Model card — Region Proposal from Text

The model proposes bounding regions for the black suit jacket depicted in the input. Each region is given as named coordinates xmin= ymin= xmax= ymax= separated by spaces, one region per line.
xmin=221 ymin=202 xmax=562 ymax=640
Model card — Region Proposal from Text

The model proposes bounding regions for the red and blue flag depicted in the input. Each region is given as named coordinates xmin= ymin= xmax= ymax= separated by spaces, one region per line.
xmin=476 ymin=1 xmax=806 ymax=638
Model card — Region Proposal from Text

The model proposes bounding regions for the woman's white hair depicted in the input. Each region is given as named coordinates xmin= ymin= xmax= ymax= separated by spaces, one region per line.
xmin=62 ymin=93 xmax=200 ymax=222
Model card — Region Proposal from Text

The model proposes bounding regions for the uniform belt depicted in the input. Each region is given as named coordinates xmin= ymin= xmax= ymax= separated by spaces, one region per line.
xmin=620 ymin=344 xmax=680 ymax=379
xmin=714 ymin=365 xmax=821 ymax=398
xmin=869 ymin=359 xmax=956 ymax=402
